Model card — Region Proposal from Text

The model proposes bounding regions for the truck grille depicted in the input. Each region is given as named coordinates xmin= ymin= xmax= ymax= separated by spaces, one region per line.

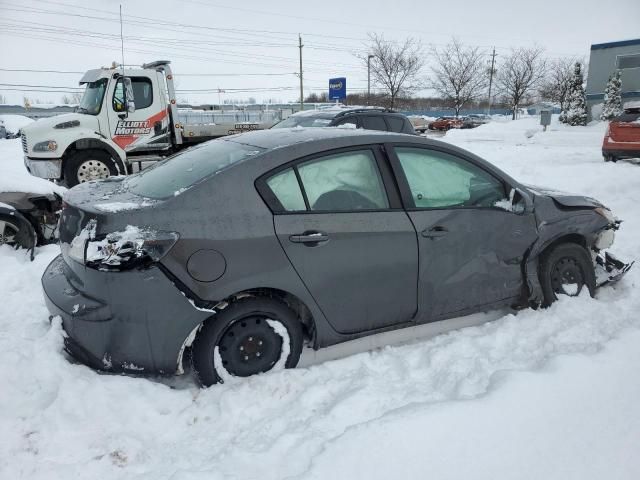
xmin=21 ymin=132 xmax=28 ymax=153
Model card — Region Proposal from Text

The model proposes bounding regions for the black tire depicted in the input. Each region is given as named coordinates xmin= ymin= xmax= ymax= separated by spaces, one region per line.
xmin=603 ymin=154 xmax=618 ymax=163
xmin=192 ymin=297 xmax=304 ymax=387
xmin=63 ymin=149 xmax=119 ymax=188
xmin=539 ymin=243 xmax=596 ymax=307
xmin=0 ymin=212 xmax=35 ymax=250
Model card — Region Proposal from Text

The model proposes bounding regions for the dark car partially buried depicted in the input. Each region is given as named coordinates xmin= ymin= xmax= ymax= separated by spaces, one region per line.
xmin=42 ymin=127 xmax=632 ymax=386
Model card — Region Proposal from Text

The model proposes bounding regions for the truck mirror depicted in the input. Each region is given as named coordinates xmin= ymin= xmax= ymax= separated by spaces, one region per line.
xmin=123 ymin=77 xmax=136 ymax=113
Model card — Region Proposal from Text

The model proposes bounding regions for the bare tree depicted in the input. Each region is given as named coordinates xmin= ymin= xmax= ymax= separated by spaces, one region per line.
xmin=358 ymin=33 xmax=424 ymax=110
xmin=539 ymin=57 xmax=578 ymax=114
xmin=429 ymin=38 xmax=488 ymax=117
xmin=497 ymin=47 xmax=547 ymax=119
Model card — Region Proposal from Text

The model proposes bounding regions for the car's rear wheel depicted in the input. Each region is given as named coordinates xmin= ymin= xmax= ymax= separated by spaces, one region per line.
xmin=539 ymin=243 xmax=596 ymax=306
xmin=603 ymin=154 xmax=618 ymax=162
xmin=63 ymin=149 xmax=119 ymax=187
xmin=191 ymin=297 xmax=304 ymax=386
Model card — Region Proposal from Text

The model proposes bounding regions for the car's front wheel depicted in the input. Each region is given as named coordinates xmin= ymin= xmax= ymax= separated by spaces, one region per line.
xmin=539 ymin=243 xmax=596 ymax=307
xmin=192 ymin=297 xmax=304 ymax=386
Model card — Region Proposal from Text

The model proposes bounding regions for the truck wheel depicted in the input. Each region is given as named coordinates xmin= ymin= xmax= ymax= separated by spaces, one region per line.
xmin=63 ymin=149 xmax=119 ymax=187
xmin=192 ymin=297 xmax=304 ymax=387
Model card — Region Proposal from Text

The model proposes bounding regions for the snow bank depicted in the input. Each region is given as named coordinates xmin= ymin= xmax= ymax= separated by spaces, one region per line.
xmin=1 ymin=115 xmax=639 ymax=479
xmin=0 ymin=138 xmax=66 ymax=195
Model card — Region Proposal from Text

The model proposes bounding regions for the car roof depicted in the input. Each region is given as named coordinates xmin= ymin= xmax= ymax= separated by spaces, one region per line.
xmin=287 ymin=105 xmax=389 ymax=119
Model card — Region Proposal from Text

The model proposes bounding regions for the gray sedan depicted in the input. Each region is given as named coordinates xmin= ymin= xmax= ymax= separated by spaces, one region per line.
xmin=42 ymin=128 xmax=631 ymax=386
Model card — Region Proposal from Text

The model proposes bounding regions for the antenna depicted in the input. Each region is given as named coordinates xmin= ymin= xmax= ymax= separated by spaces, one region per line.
xmin=119 ymin=4 xmax=126 ymax=114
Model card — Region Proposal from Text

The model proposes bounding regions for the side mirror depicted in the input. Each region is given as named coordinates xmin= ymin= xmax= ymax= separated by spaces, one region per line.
xmin=511 ymin=187 xmax=534 ymax=214
xmin=123 ymin=77 xmax=136 ymax=113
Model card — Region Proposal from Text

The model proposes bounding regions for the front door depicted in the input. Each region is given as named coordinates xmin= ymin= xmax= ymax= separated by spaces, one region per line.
xmin=267 ymin=147 xmax=419 ymax=334
xmin=106 ymin=74 xmax=170 ymax=153
xmin=390 ymin=145 xmax=538 ymax=321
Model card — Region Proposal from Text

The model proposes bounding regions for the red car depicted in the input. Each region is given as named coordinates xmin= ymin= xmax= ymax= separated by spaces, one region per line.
xmin=602 ymin=106 xmax=640 ymax=162
xmin=428 ymin=116 xmax=463 ymax=131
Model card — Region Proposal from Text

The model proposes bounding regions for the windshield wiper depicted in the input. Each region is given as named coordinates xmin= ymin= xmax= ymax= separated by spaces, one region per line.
xmin=76 ymin=106 xmax=89 ymax=114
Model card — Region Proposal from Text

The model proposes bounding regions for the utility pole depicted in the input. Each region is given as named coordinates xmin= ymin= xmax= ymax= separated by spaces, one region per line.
xmin=367 ymin=54 xmax=374 ymax=106
xmin=298 ymin=34 xmax=304 ymax=111
xmin=487 ymin=47 xmax=497 ymax=116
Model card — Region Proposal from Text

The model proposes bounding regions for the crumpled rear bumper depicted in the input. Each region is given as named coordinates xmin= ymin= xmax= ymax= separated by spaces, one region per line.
xmin=594 ymin=251 xmax=633 ymax=287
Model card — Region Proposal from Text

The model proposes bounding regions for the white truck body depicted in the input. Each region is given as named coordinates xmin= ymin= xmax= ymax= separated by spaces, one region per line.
xmin=21 ymin=61 xmax=279 ymax=186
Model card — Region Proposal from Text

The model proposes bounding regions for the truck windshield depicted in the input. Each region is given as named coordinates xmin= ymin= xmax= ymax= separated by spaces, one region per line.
xmin=125 ymin=139 xmax=266 ymax=199
xmin=78 ymin=78 xmax=107 ymax=115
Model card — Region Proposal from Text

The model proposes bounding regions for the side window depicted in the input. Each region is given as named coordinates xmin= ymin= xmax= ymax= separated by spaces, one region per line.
xmin=361 ymin=115 xmax=388 ymax=131
xmin=298 ymin=150 xmax=389 ymax=211
xmin=266 ymin=168 xmax=306 ymax=212
xmin=112 ymin=77 xmax=153 ymax=112
xmin=385 ymin=116 xmax=405 ymax=133
xmin=333 ymin=117 xmax=358 ymax=128
xmin=394 ymin=147 xmax=506 ymax=208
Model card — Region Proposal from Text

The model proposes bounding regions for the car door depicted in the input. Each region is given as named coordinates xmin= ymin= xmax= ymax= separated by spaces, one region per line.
xmin=262 ymin=146 xmax=419 ymax=334
xmin=107 ymin=75 xmax=170 ymax=152
xmin=388 ymin=144 xmax=538 ymax=322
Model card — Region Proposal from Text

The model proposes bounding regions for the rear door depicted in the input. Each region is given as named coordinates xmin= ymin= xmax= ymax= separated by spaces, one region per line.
xmin=388 ymin=144 xmax=537 ymax=321
xmin=262 ymin=146 xmax=418 ymax=334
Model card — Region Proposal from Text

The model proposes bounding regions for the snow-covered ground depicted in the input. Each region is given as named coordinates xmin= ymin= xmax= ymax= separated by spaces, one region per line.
xmin=1 ymin=116 xmax=639 ymax=479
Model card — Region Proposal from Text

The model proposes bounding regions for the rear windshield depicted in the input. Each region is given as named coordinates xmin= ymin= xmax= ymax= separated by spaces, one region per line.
xmin=271 ymin=114 xmax=334 ymax=128
xmin=126 ymin=140 xmax=265 ymax=199
xmin=612 ymin=112 xmax=640 ymax=123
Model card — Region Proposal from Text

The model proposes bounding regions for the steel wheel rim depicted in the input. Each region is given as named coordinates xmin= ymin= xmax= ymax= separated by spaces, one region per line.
xmin=77 ymin=159 xmax=111 ymax=183
xmin=217 ymin=315 xmax=284 ymax=377
xmin=0 ymin=219 xmax=19 ymax=246
xmin=550 ymin=256 xmax=584 ymax=297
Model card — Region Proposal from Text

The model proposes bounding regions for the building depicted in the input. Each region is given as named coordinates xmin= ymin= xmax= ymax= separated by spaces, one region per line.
xmin=586 ymin=38 xmax=640 ymax=119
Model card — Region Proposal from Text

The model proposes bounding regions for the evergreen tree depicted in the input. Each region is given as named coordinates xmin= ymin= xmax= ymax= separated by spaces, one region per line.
xmin=600 ymin=70 xmax=623 ymax=120
xmin=562 ymin=63 xmax=588 ymax=126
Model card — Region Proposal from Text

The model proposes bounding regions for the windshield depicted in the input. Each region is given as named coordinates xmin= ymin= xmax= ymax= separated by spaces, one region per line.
xmin=78 ymin=78 xmax=107 ymax=115
xmin=126 ymin=139 xmax=266 ymax=199
xmin=271 ymin=114 xmax=334 ymax=128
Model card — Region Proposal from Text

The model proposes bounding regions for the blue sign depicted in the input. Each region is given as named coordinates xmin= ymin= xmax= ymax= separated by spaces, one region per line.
xmin=329 ymin=77 xmax=346 ymax=100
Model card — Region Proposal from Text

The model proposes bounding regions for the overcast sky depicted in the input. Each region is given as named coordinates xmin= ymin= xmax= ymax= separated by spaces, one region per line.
xmin=1 ymin=0 xmax=639 ymax=105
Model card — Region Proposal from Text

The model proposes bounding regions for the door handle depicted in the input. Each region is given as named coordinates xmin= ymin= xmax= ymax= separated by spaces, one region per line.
xmin=421 ymin=226 xmax=449 ymax=239
xmin=289 ymin=231 xmax=329 ymax=244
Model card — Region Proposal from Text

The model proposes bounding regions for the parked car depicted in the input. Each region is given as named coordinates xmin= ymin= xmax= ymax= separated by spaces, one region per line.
xmin=0 ymin=190 xmax=61 ymax=259
xmin=271 ymin=106 xmax=416 ymax=134
xmin=428 ymin=116 xmax=463 ymax=131
xmin=464 ymin=114 xmax=491 ymax=128
xmin=408 ymin=116 xmax=430 ymax=133
xmin=42 ymin=128 xmax=631 ymax=386
xmin=602 ymin=105 xmax=640 ymax=162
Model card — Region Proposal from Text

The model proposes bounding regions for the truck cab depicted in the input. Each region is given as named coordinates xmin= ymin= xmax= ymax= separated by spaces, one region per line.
xmin=22 ymin=60 xmax=275 ymax=187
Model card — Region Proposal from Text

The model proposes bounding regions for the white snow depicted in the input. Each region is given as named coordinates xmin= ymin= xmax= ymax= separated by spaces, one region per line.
xmin=266 ymin=318 xmax=291 ymax=371
xmin=0 ymin=115 xmax=639 ymax=479
xmin=0 ymin=114 xmax=34 ymax=134
xmin=94 ymin=200 xmax=157 ymax=212
xmin=0 ymin=138 xmax=66 ymax=196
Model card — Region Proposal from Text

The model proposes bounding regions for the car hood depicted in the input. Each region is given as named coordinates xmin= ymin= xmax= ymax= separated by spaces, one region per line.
xmin=21 ymin=113 xmax=100 ymax=136
xmin=524 ymin=184 xmax=604 ymax=209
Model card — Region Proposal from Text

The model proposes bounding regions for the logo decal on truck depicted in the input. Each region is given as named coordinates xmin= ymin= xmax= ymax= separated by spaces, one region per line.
xmin=115 ymin=120 xmax=152 ymax=135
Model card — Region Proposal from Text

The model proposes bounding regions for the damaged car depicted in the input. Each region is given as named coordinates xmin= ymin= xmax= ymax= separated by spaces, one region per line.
xmin=0 ymin=190 xmax=61 ymax=258
xmin=41 ymin=128 xmax=632 ymax=386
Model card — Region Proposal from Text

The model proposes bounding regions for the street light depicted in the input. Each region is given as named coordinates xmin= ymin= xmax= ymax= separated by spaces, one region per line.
xmin=367 ymin=54 xmax=375 ymax=106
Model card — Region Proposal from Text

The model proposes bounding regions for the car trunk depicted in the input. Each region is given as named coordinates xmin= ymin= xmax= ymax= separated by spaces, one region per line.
xmin=608 ymin=112 xmax=640 ymax=143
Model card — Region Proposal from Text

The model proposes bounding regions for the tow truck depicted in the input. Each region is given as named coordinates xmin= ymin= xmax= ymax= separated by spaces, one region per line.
xmin=21 ymin=61 xmax=279 ymax=187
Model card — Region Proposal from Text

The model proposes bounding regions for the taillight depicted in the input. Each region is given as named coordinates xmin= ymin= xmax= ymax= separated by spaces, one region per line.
xmin=70 ymin=224 xmax=178 ymax=270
